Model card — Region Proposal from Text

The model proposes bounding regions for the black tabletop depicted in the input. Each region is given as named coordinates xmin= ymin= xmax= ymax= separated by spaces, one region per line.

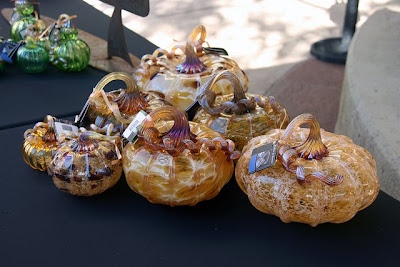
xmin=1 ymin=123 xmax=400 ymax=266
xmin=0 ymin=0 xmax=157 ymax=129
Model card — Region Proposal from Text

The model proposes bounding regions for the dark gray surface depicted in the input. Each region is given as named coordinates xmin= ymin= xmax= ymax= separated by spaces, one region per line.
xmin=1 ymin=123 xmax=400 ymax=266
xmin=0 ymin=0 xmax=157 ymax=129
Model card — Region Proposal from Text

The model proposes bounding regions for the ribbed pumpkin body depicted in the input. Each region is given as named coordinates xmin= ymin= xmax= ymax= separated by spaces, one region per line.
xmin=48 ymin=134 xmax=122 ymax=196
xmin=11 ymin=16 xmax=36 ymax=42
xmin=17 ymin=44 xmax=49 ymax=73
xmin=50 ymin=27 xmax=90 ymax=72
xmin=235 ymin=127 xmax=380 ymax=226
xmin=123 ymin=122 xmax=234 ymax=206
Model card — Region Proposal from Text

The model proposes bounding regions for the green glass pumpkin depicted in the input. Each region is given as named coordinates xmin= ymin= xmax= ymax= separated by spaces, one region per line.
xmin=10 ymin=0 xmax=34 ymax=24
xmin=50 ymin=18 xmax=90 ymax=72
xmin=17 ymin=38 xmax=49 ymax=73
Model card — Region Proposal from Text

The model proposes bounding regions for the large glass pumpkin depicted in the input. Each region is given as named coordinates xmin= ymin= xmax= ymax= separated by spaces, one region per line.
xmin=194 ymin=71 xmax=289 ymax=151
xmin=10 ymin=2 xmax=36 ymax=42
xmin=135 ymin=25 xmax=248 ymax=111
xmin=22 ymin=116 xmax=59 ymax=171
xmin=48 ymin=131 xmax=122 ymax=196
xmin=235 ymin=114 xmax=380 ymax=226
xmin=49 ymin=15 xmax=90 ymax=72
xmin=123 ymin=106 xmax=240 ymax=206
xmin=17 ymin=37 xmax=49 ymax=73
xmin=81 ymin=72 xmax=171 ymax=135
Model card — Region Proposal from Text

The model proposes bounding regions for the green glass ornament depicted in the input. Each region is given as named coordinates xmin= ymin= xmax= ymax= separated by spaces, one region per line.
xmin=10 ymin=0 xmax=34 ymax=24
xmin=50 ymin=18 xmax=90 ymax=72
xmin=17 ymin=38 xmax=49 ymax=73
xmin=11 ymin=15 xmax=36 ymax=42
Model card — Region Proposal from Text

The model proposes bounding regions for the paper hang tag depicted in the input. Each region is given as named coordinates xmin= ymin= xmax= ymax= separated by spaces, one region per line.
xmin=208 ymin=117 xmax=229 ymax=134
xmin=19 ymin=27 xmax=27 ymax=40
xmin=54 ymin=121 xmax=79 ymax=140
xmin=122 ymin=110 xmax=148 ymax=144
xmin=204 ymin=47 xmax=229 ymax=56
xmin=0 ymin=40 xmax=23 ymax=63
xmin=248 ymin=141 xmax=278 ymax=174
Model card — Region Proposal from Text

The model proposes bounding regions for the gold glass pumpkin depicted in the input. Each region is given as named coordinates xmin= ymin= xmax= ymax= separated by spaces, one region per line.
xmin=80 ymin=72 xmax=171 ymax=135
xmin=193 ymin=71 xmax=289 ymax=151
xmin=48 ymin=131 xmax=122 ymax=196
xmin=235 ymin=113 xmax=380 ymax=226
xmin=123 ymin=106 xmax=240 ymax=206
xmin=22 ymin=116 xmax=59 ymax=171
xmin=135 ymin=25 xmax=249 ymax=111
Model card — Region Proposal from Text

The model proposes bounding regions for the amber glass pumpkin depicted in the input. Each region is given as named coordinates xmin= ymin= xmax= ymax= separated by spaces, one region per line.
xmin=22 ymin=116 xmax=59 ymax=171
xmin=135 ymin=25 xmax=248 ymax=111
xmin=123 ymin=106 xmax=240 ymax=206
xmin=17 ymin=37 xmax=49 ymax=73
xmin=81 ymin=72 xmax=171 ymax=135
xmin=48 ymin=131 xmax=122 ymax=196
xmin=194 ymin=71 xmax=289 ymax=151
xmin=49 ymin=15 xmax=90 ymax=72
xmin=235 ymin=113 xmax=380 ymax=226
xmin=10 ymin=3 xmax=37 ymax=42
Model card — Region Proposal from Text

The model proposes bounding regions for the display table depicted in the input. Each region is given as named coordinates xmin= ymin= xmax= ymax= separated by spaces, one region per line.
xmin=1 ymin=1 xmax=399 ymax=266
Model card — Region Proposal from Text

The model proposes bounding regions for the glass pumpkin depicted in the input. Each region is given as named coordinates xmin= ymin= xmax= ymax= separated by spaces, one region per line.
xmin=123 ymin=106 xmax=240 ymax=206
xmin=10 ymin=3 xmax=36 ymax=42
xmin=194 ymin=71 xmax=289 ymax=151
xmin=135 ymin=25 xmax=248 ymax=111
xmin=49 ymin=15 xmax=90 ymax=72
xmin=48 ymin=131 xmax=122 ymax=196
xmin=17 ymin=37 xmax=49 ymax=73
xmin=235 ymin=113 xmax=380 ymax=227
xmin=22 ymin=116 xmax=59 ymax=171
xmin=25 ymin=19 xmax=49 ymax=50
xmin=81 ymin=72 xmax=171 ymax=135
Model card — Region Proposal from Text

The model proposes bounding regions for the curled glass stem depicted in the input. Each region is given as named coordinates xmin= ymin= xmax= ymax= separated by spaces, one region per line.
xmin=281 ymin=113 xmax=328 ymax=160
xmin=138 ymin=106 xmax=239 ymax=159
xmin=176 ymin=25 xmax=207 ymax=74
xmin=41 ymin=115 xmax=58 ymax=143
xmin=198 ymin=70 xmax=256 ymax=116
xmin=94 ymin=72 xmax=149 ymax=122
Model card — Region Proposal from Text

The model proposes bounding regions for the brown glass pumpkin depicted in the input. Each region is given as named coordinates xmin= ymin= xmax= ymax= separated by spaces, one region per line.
xmin=135 ymin=25 xmax=248 ymax=111
xmin=48 ymin=131 xmax=122 ymax=196
xmin=123 ymin=106 xmax=240 ymax=206
xmin=193 ymin=71 xmax=289 ymax=151
xmin=81 ymin=72 xmax=171 ymax=135
xmin=22 ymin=116 xmax=59 ymax=171
xmin=235 ymin=113 xmax=380 ymax=226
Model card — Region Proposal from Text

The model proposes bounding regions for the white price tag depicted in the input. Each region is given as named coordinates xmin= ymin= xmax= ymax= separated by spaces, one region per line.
xmin=54 ymin=121 xmax=79 ymax=140
xmin=122 ymin=110 xmax=148 ymax=143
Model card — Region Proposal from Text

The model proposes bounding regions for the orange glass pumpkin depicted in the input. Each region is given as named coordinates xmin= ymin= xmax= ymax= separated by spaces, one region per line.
xmin=135 ymin=25 xmax=248 ymax=111
xmin=123 ymin=106 xmax=240 ymax=206
xmin=80 ymin=72 xmax=171 ymax=135
xmin=22 ymin=116 xmax=59 ymax=171
xmin=48 ymin=131 xmax=122 ymax=196
xmin=194 ymin=71 xmax=289 ymax=151
xmin=235 ymin=114 xmax=380 ymax=226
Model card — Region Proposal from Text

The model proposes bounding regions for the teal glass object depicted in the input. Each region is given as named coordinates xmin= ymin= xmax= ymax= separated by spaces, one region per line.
xmin=50 ymin=24 xmax=90 ymax=72
xmin=17 ymin=38 xmax=49 ymax=73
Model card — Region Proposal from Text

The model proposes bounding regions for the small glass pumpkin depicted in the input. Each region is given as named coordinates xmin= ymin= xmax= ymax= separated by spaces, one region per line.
xmin=17 ymin=36 xmax=49 ymax=73
xmin=48 ymin=131 xmax=122 ymax=196
xmin=49 ymin=14 xmax=90 ymax=72
xmin=25 ymin=19 xmax=49 ymax=50
xmin=135 ymin=25 xmax=248 ymax=111
xmin=22 ymin=116 xmax=59 ymax=171
xmin=81 ymin=72 xmax=171 ymax=135
xmin=10 ymin=0 xmax=35 ymax=24
xmin=194 ymin=71 xmax=289 ymax=151
xmin=235 ymin=113 xmax=380 ymax=227
xmin=123 ymin=106 xmax=240 ymax=206
xmin=10 ymin=3 xmax=37 ymax=42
